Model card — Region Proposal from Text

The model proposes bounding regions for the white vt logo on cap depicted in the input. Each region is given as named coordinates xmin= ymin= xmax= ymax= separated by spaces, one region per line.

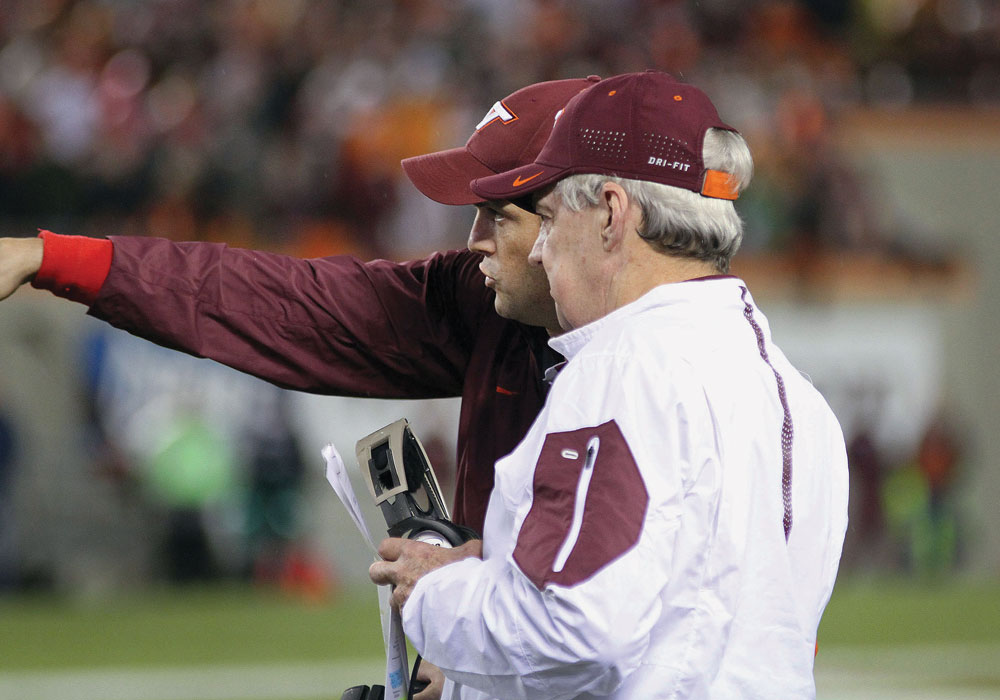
xmin=476 ymin=100 xmax=518 ymax=130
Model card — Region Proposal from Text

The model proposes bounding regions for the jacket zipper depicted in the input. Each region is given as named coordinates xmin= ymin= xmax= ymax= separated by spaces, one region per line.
xmin=552 ymin=436 xmax=600 ymax=573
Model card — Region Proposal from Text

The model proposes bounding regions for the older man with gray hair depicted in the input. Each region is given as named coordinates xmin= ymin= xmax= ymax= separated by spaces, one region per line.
xmin=371 ymin=71 xmax=849 ymax=699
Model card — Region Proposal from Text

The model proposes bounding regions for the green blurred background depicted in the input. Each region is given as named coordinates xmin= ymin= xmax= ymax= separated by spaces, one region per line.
xmin=1 ymin=579 xmax=999 ymax=698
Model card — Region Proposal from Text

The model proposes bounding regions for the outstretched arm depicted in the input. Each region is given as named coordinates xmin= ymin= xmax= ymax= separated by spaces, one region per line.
xmin=6 ymin=231 xmax=491 ymax=398
xmin=0 ymin=238 xmax=43 ymax=301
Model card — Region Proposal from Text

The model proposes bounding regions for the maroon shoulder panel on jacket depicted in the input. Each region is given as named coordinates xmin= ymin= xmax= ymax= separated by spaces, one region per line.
xmin=513 ymin=420 xmax=648 ymax=590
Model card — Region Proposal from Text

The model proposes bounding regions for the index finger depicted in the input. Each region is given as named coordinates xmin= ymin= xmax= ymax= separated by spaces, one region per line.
xmin=376 ymin=536 xmax=407 ymax=561
xmin=368 ymin=559 xmax=397 ymax=586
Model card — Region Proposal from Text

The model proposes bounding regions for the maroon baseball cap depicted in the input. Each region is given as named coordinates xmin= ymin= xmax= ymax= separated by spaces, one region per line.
xmin=401 ymin=76 xmax=602 ymax=206
xmin=471 ymin=70 xmax=741 ymax=202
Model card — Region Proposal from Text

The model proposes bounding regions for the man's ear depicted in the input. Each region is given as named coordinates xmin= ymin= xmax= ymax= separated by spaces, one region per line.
xmin=601 ymin=182 xmax=630 ymax=251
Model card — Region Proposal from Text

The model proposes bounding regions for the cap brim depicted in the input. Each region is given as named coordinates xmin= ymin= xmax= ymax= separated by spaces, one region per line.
xmin=401 ymin=147 xmax=498 ymax=206
xmin=470 ymin=162 xmax=568 ymax=203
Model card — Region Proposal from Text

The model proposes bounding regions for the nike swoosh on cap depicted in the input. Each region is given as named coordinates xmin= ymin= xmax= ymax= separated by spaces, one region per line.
xmin=512 ymin=171 xmax=544 ymax=187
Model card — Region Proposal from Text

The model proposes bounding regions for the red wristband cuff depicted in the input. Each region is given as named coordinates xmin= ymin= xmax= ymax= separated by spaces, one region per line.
xmin=31 ymin=230 xmax=113 ymax=305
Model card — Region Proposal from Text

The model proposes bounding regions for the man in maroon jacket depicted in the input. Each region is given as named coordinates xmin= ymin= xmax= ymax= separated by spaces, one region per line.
xmin=0 ymin=76 xmax=599 ymax=536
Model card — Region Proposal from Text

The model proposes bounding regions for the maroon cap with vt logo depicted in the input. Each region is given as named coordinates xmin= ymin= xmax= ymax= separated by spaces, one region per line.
xmin=471 ymin=70 xmax=741 ymax=202
xmin=401 ymin=76 xmax=601 ymax=206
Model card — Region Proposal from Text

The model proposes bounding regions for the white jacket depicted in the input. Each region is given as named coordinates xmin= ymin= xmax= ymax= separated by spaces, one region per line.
xmin=403 ymin=278 xmax=849 ymax=699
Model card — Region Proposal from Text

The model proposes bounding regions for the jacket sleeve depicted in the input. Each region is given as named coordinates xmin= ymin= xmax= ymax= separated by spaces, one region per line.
xmin=401 ymin=353 xmax=695 ymax=698
xmin=85 ymin=236 xmax=490 ymax=398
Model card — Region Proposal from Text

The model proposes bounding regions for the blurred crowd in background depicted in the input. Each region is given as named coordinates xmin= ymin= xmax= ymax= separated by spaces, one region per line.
xmin=1 ymin=0 xmax=993 ymax=594
xmin=1 ymin=0 xmax=997 ymax=259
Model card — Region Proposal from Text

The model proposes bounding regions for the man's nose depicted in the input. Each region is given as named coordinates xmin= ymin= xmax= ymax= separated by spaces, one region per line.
xmin=467 ymin=211 xmax=496 ymax=254
xmin=528 ymin=231 xmax=545 ymax=266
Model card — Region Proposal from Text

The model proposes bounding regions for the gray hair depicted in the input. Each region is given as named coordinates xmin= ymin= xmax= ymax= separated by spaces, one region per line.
xmin=552 ymin=128 xmax=753 ymax=272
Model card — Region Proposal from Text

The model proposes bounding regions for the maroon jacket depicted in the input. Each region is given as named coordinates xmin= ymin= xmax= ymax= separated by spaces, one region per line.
xmin=73 ymin=236 xmax=554 ymax=532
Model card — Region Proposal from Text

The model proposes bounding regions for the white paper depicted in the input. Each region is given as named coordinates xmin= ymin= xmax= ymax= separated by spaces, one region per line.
xmin=379 ymin=584 xmax=410 ymax=699
xmin=322 ymin=443 xmax=377 ymax=553
xmin=322 ymin=443 xmax=409 ymax=697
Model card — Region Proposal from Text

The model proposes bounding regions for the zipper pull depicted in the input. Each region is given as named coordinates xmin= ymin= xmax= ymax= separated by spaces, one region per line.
xmin=552 ymin=436 xmax=600 ymax=573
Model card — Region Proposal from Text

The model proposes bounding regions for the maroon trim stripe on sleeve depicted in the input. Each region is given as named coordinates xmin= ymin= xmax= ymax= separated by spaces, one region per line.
xmin=740 ymin=286 xmax=794 ymax=540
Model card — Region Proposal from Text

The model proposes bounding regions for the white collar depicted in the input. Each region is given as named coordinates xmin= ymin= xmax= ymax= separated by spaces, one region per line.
xmin=549 ymin=276 xmax=748 ymax=360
